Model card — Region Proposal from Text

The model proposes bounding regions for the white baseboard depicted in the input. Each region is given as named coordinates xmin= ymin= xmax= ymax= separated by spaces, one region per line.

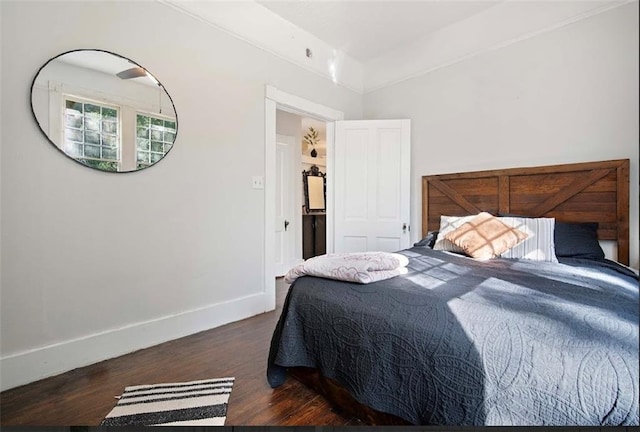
xmin=0 ymin=292 xmax=267 ymax=392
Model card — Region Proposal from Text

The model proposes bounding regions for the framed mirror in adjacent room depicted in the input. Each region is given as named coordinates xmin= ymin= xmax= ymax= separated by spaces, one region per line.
xmin=303 ymin=165 xmax=326 ymax=213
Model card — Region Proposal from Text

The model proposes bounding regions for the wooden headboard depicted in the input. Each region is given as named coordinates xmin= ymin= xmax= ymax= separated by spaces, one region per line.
xmin=422 ymin=159 xmax=630 ymax=265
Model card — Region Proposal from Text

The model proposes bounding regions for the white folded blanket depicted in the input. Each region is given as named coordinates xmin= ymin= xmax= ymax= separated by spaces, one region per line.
xmin=285 ymin=251 xmax=409 ymax=284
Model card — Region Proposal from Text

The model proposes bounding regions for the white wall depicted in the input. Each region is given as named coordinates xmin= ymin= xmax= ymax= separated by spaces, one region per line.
xmin=276 ymin=110 xmax=302 ymax=143
xmin=364 ymin=2 xmax=639 ymax=269
xmin=0 ymin=0 xmax=361 ymax=390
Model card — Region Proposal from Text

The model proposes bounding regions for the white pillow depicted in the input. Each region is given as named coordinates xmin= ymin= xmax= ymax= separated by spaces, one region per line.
xmin=498 ymin=216 xmax=558 ymax=262
xmin=434 ymin=214 xmax=559 ymax=263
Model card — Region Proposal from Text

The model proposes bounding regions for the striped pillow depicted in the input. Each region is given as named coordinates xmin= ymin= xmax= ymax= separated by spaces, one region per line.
xmin=434 ymin=214 xmax=559 ymax=262
xmin=498 ymin=216 xmax=558 ymax=262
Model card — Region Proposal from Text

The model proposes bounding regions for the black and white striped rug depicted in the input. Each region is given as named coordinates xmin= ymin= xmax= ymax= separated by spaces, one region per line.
xmin=101 ymin=377 xmax=234 ymax=426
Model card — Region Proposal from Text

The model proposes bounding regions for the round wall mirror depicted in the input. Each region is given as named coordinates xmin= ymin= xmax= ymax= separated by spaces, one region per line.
xmin=30 ymin=49 xmax=178 ymax=172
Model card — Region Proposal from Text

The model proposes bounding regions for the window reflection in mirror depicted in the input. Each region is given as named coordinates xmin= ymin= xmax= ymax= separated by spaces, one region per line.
xmin=303 ymin=165 xmax=326 ymax=213
xmin=31 ymin=49 xmax=177 ymax=172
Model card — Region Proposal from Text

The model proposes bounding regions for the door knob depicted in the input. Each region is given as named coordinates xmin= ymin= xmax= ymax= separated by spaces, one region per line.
xmin=402 ymin=223 xmax=409 ymax=232
xmin=284 ymin=220 xmax=290 ymax=231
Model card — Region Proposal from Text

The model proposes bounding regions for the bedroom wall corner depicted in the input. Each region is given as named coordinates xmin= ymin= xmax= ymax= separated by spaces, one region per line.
xmin=363 ymin=1 xmax=640 ymax=269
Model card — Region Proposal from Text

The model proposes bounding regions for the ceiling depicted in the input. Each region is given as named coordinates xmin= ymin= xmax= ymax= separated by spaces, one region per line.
xmin=56 ymin=51 xmax=159 ymax=87
xmin=58 ymin=51 xmax=133 ymax=76
xmin=257 ymin=0 xmax=500 ymax=62
xmin=167 ymin=0 xmax=624 ymax=92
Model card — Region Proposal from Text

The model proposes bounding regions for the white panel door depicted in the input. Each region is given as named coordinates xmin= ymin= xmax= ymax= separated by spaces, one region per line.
xmin=334 ymin=119 xmax=411 ymax=253
xmin=275 ymin=135 xmax=296 ymax=276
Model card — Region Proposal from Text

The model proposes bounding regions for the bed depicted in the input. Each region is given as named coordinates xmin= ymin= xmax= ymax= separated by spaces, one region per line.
xmin=267 ymin=159 xmax=638 ymax=426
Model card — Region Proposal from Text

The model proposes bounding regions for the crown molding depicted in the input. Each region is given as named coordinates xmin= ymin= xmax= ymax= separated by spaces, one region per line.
xmin=158 ymin=0 xmax=364 ymax=94
xmin=157 ymin=1 xmax=631 ymax=96
xmin=363 ymin=0 xmax=632 ymax=94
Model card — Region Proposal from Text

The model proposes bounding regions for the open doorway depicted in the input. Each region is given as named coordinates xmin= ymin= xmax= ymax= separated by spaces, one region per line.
xmin=300 ymin=117 xmax=327 ymax=261
xmin=274 ymin=111 xmax=328 ymax=278
xmin=264 ymin=86 xmax=344 ymax=311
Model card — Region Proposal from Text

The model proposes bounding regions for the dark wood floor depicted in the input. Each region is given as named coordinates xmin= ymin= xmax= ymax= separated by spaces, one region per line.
xmin=0 ymin=279 xmax=360 ymax=426
xmin=4 ymin=286 xmax=634 ymax=432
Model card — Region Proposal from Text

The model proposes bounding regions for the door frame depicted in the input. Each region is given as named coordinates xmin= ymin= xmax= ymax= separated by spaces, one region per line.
xmin=264 ymin=85 xmax=344 ymax=311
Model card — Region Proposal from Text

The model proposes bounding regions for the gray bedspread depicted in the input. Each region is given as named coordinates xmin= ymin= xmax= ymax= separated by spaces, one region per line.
xmin=267 ymin=247 xmax=639 ymax=425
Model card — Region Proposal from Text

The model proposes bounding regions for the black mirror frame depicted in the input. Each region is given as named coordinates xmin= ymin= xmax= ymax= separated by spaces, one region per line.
xmin=302 ymin=164 xmax=326 ymax=213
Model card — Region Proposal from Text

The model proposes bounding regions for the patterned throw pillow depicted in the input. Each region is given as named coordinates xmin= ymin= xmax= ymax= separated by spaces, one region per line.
xmin=433 ymin=214 xmax=477 ymax=253
xmin=443 ymin=212 xmax=529 ymax=260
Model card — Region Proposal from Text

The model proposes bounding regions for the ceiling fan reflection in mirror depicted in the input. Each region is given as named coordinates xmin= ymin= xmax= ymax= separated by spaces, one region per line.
xmin=116 ymin=63 xmax=163 ymax=114
xmin=116 ymin=66 xmax=159 ymax=85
